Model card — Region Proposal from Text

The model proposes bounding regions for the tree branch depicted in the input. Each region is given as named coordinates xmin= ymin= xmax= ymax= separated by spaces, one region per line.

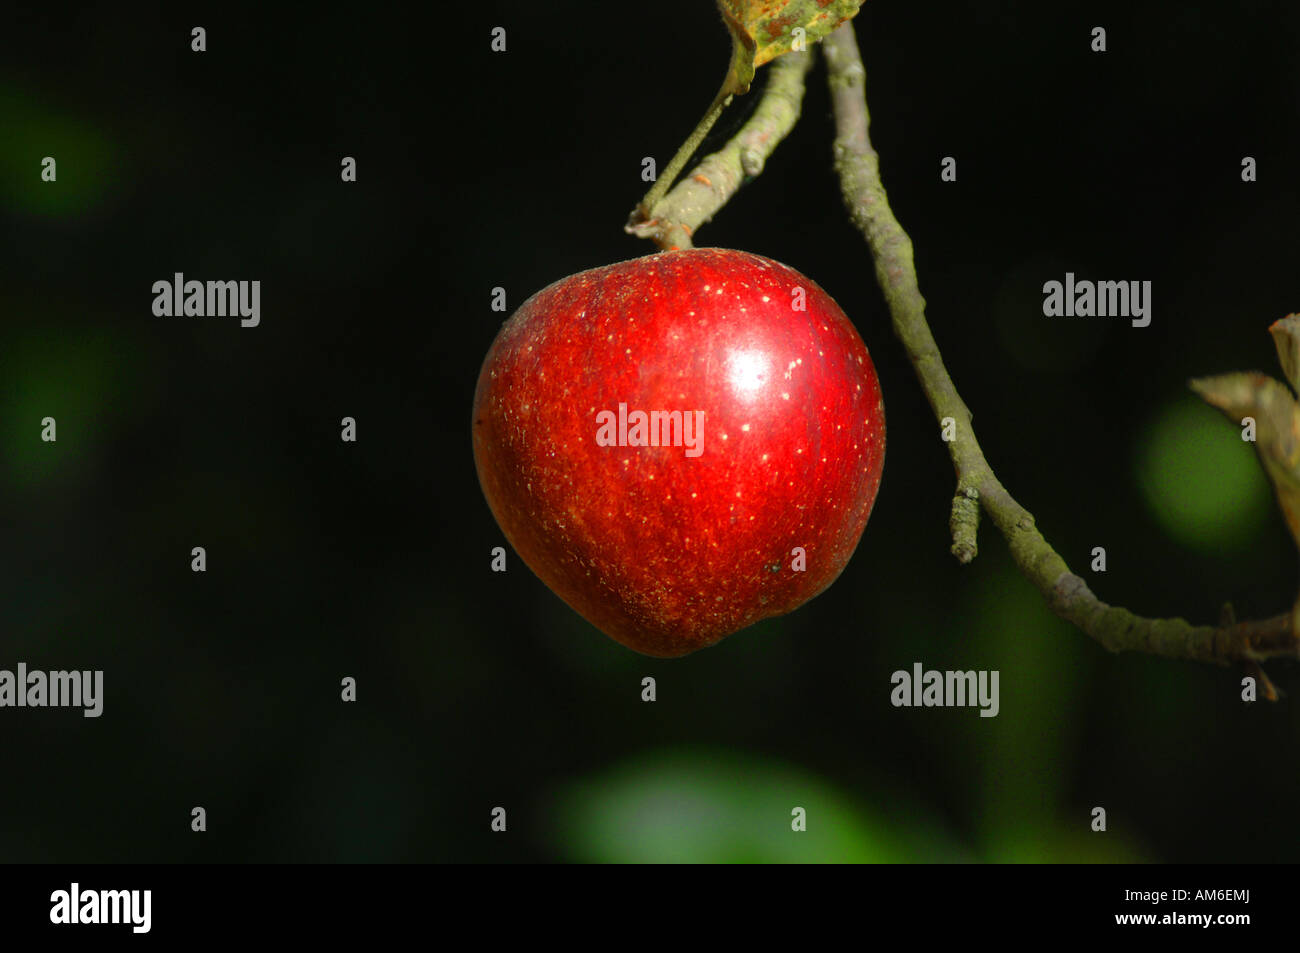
xmin=821 ymin=20 xmax=1299 ymax=672
xmin=626 ymin=49 xmax=816 ymax=252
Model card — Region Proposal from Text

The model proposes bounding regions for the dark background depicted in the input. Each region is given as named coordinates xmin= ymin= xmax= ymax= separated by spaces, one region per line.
xmin=1 ymin=1 xmax=1297 ymax=862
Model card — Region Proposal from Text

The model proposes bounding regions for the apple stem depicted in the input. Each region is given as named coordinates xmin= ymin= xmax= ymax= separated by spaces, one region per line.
xmin=636 ymin=75 xmax=734 ymax=224
xmin=624 ymin=52 xmax=815 ymax=253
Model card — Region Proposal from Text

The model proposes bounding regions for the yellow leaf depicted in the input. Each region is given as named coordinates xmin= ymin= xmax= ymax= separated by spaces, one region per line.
xmin=1269 ymin=314 xmax=1300 ymax=396
xmin=717 ymin=0 xmax=863 ymax=94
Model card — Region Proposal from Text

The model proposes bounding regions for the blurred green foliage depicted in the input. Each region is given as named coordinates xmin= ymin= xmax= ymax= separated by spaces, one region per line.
xmin=966 ymin=565 xmax=1144 ymax=862
xmin=0 ymin=87 xmax=119 ymax=217
xmin=0 ymin=326 xmax=119 ymax=488
xmin=550 ymin=747 xmax=964 ymax=863
xmin=1137 ymin=397 xmax=1272 ymax=553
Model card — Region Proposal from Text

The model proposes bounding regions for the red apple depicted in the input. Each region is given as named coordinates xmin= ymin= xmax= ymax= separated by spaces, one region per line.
xmin=472 ymin=248 xmax=885 ymax=657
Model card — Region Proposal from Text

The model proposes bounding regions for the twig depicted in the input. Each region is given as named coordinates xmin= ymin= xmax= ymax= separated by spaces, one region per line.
xmin=633 ymin=73 xmax=734 ymax=226
xmin=626 ymin=49 xmax=816 ymax=251
xmin=821 ymin=20 xmax=1299 ymax=671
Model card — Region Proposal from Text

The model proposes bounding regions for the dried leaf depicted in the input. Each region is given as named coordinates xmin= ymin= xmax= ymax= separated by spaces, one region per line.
xmin=1269 ymin=314 xmax=1300 ymax=396
xmin=717 ymin=0 xmax=863 ymax=94
xmin=1190 ymin=372 xmax=1300 ymax=548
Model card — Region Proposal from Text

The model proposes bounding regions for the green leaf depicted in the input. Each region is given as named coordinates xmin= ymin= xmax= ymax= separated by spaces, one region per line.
xmin=717 ymin=0 xmax=863 ymax=94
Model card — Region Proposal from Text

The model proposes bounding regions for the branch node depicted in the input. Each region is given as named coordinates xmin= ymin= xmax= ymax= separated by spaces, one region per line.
xmin=1219 ymin=602 xmax=1237 ymax=627
xmin=949 ymin=486 xmax=981 ymax=564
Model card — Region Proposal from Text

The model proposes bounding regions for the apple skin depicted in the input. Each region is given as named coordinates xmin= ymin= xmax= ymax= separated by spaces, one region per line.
xmin=472 ymin=248 xmax=885 ymax=658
